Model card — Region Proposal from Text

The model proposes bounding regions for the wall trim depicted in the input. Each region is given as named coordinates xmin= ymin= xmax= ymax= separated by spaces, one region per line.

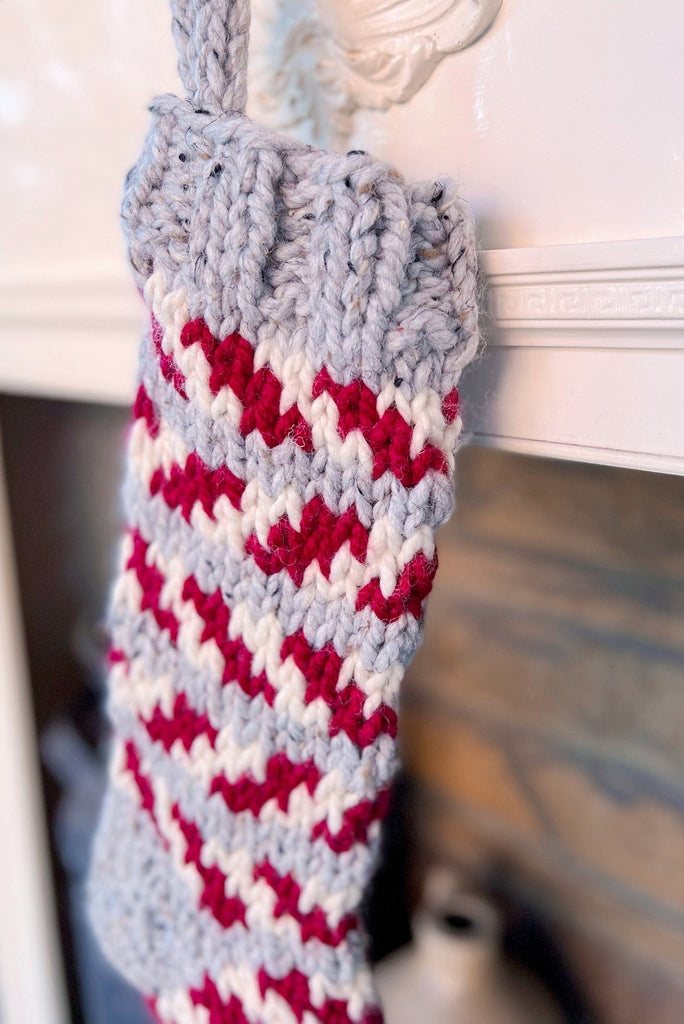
xmin=481 ymin=236 xmax=684 ymax=346
xmin=1 ymin=237 xmax=682 ymax=474
xmin=469 ymin=236 xmax=684 ymax=474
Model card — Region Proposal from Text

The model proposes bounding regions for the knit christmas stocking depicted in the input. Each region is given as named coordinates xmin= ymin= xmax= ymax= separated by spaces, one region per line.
xmin=88 ymin=2 xmax=479 ymax=1022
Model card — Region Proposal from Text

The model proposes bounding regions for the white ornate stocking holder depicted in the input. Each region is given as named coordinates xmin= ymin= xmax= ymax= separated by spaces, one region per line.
xmin=248 ymin=0 xmax=502 ymax=146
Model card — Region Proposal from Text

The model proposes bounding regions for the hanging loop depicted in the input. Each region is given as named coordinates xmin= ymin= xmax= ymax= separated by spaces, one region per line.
xmin=170 ymin=0 xmax=250 ymax=114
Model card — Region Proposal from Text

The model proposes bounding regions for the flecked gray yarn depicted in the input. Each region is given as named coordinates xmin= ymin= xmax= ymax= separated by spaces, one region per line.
xmin=88 ymin=2 xmax=480 ymax=1021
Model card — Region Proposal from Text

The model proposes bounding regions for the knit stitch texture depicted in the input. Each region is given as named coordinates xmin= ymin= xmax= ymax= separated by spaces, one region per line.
xmin=88 ymin=2 xmax=480 ymax=1022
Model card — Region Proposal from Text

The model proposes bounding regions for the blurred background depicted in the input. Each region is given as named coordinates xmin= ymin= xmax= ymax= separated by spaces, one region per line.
xmin=1 ymin=1 xmax=683 ymax=1023
xmin=3 ymin=398 xmax=684 ymax=1023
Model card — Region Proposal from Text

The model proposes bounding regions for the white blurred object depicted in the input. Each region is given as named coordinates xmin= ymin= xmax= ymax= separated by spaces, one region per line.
xmin=0 ymin=429 xmax=69 ymax=1024
xmin=421 ymin=862 xmax=466 ymax=909
xmin=375 ymin=888 xmax=563 ymax=1024
xmin=248 ymin=0 xmax=502 ymax=147
xmin=41 ymin=720 xmax=152 ymax=1024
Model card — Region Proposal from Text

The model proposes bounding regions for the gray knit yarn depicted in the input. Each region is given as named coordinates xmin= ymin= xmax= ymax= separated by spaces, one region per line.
xmin=89 ymin=2 xmax=479 ymax=1021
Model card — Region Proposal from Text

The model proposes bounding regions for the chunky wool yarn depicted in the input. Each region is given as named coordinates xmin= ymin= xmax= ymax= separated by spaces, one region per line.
xmin=88 ymin=1 xmax=479 ymax=1022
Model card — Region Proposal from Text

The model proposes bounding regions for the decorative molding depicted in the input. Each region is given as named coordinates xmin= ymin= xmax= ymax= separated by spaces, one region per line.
xmin=463 ymin=236 xmax=684 ymax=474
xmin=481 ymin=237 xmax=684 ymax=346
xmin=0 ymin=268 xmax=143 ymax=405
xmin=0 ymin=237 xmax=682 ymax=475
xmin=248 ymin=0 xmax=502 ymax=147
xmin=488 ymin=280 xmax=684 ymax=331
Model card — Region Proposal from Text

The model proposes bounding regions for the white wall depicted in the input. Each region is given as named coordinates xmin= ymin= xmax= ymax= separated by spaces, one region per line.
xmin=2 ymin=0 xmax=682 ymax=272
xmin=352 ymin=0 xmax=684 ymax=250
xmin=0 ymin=0 xmax=682 ymax=472
xmin=5 ymin=0 xmax=684 ymax=268
xmin=0 ymin=0 xmax=177 ymax=277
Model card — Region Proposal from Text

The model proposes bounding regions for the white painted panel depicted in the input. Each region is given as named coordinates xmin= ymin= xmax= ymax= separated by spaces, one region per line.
xmin=0 ymin=432 xmax=70 ymax=1024
xmin=352 ymin=0 xmax=684 ymax=250
xmin=3 ymin=1 xmax=682 ymax=266
xmin=463 ymin=346 xmax=684 ymax=474
xmin=0 ymin=0 xmax=177 ymax=274
xmin=466 ymin=237 xmax=684 ymax=473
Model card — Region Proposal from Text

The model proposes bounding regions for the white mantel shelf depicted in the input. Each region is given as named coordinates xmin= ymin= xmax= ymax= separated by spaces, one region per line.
xmin=469 ymin=235 xmax=684 ymax=476
xmin=1 ymin=236 xmax=683 ymax=475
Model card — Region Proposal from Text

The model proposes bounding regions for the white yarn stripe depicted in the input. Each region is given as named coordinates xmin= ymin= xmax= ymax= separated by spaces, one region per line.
xmin=109 ymin=654 xmax=368 ymax=830
xmin=113 ymin=529 xmax=404 ymax=713
xmin=153 ymin=990 xmax=204 ymax=1024
xmin=143 ymin=271 xmax=462 ymax=461
xmin=110 ymin=657 xmax=268 ymax=780
xmin=110 ymin=741 xmax=363 ymax=934
xmin=217 ymin=960 xmax=375 ymax=1022
xmin=154 ymin=960 xmax=376 ymax=1024
xmin=109 ymin=651 xmax=393 ymax=804
xmin=204 ymin=831 xmax=364 ymax=929
xmin=129 ymin=415 xmax=437 ymax=599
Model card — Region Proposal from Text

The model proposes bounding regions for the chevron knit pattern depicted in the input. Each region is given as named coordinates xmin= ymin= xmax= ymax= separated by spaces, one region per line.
xmin=87 ymin=3 xmax=479 ymax=1022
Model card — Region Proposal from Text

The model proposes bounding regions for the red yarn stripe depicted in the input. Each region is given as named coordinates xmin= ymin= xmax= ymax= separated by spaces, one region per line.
xmin=144 ymin=693 xmax=218 ymax=753
xmin=281 ymin=631 xmax=398 ymax=747
xmin=312 ymin=367 xmax=448 ymax=486
xmin=123 ymin=741 xmax=168 ymax=850
xmin=143 ymin=996 xmax=163 ymax=1024
xmin=442 ymin=386 xmax=460 ymax=424
xmin=125 ymin=530 xmax=275 ymax=706
xmin=141 ymin=698 xmax=321 ymax=821
xmin=180 ymin=319 xmax=253 ymax=402
xmin=245 ymin=495 xmax=367 ymax=586
xmin=151 ymin=314 xmax=187 ymax=399
xmin=150 ymin=451 xmax=246 ymax=522
xmin=126 ymin=531 xmax=179 ymax=643
xmin=123 ymin=740 xmax=246 ymax=929
xmin=253 ymin=861 xmax=358 ymax=946
xmin=107 ymin=646 xmax=126 ymax=667
xmin=125 ymin=530 xmax=396 ymax=748
xmin=124 ymin=740 xmax=156 ymax=818
xmin=355 ymin=551 xmax=438 ymax=623
xmin=258 ymin=969 xmax=383 ymax=1024
xmin=369 ymin=406 xmax=447 ymax=487
xmin=164 ymin=316 xmax=450 ymax=486
xmin=170 ymin=803 xmax=247 ymax=929
xmin=240 ymin=366 xmax=313 ymax=453
xmin=180 ymin=318 xmax=313 ymax=452
xmin=209 ymin=751 xmax=321 ymax=814
xmin=181 ymin=574 xmax=278 ymax=706
xmin=185 ymin=575 xmax=397 ymax=747
xmin=133 ymin=383 xmax=160 ymax=438
xmin=137 ymin=694 xmax=323 ymax=821
xmin=190 ymin=977 xmax=251 ymax=1024
xmin=311 ymin=788 xmax=391 ymax=855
